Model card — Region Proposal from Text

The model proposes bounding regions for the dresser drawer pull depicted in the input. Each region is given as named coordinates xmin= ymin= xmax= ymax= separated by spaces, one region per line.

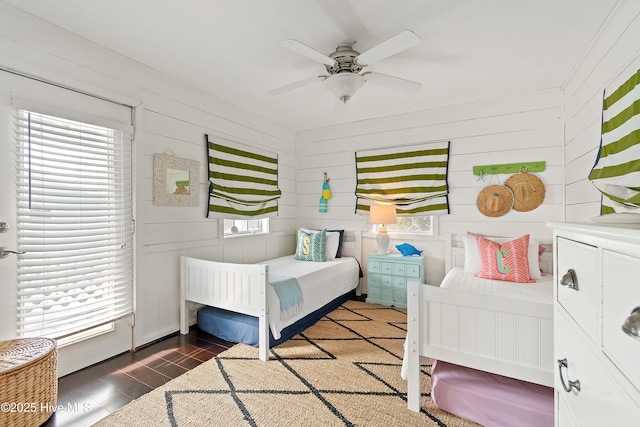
xmin=622 ymin=307 xmax=640 ymax=341
xmin=557 ymin=358 xmax=581 ymax=393
xmin=560 ymin=269 xmax=579 ymax=291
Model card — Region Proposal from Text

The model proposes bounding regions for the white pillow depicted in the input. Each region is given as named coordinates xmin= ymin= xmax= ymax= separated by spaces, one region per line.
xmin=300 ymin=228 xmax=340 ymax=260
xmin=462 ymin=233 xmax=542 ymax=279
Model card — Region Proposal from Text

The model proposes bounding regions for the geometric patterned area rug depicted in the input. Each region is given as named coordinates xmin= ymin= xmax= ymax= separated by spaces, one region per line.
xmin=94 ymin=301 xmax=480 ymax=426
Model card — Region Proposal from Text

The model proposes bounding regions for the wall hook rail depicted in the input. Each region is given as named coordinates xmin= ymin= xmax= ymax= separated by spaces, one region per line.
xmin=473 ymin=161 xmax=546 ymax=176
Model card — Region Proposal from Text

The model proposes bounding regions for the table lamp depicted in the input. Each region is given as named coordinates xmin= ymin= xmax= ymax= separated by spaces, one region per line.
xmin=370 ymin=204 xmax=397 ymax=254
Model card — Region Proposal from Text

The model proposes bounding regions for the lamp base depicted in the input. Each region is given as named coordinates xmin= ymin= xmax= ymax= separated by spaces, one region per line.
xmin=376 ymin=228 xmax=390 ymax=254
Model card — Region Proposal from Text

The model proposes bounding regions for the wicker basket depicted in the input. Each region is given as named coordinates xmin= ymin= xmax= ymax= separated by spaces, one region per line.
xmin=0 ymin=337 xmax=58 ymax=427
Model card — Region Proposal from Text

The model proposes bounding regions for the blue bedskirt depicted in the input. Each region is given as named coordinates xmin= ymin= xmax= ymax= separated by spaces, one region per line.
xmin=197 ymin=290 xmax=355 ymax=347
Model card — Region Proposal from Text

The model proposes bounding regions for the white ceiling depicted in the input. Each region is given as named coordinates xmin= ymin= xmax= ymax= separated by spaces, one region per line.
xmin=3 ymin=0 xmax=619 ymax=132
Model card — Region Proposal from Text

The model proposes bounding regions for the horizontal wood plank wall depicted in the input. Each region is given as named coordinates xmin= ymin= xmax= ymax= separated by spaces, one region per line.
xmin=563 ymin=1 xmax=640 ymax=222
xmin=297 ymin=89 xmax=563 ymax=286
xmin=0 ymin=5 xmax=297 ymax=347
xmin=297 ymin=89 xmax=564 ymax=239
xmin=138 ymin=103 xmax=297 ymax=344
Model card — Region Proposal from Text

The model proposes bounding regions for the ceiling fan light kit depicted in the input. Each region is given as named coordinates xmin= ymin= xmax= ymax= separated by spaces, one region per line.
xmin=325 ymin=73 xmax=365 ymax=103
xmin=272 ymin=30 xmax=422 ymax=104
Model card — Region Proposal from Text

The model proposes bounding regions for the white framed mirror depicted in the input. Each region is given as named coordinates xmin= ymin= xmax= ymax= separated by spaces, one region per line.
xmin=153 ymin=154 xmax=200 ymax=206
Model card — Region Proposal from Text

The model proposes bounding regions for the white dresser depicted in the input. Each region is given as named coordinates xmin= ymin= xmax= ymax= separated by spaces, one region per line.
xmin=549 ymin=222 xmax=640 ymax=426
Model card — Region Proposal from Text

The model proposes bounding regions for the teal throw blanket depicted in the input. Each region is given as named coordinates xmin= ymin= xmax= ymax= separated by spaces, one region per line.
xmin=269 ymin=274 xmax=304 ymax=320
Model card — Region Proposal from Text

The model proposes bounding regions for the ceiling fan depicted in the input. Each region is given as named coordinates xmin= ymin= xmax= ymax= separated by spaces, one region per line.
xmin=270 ymin=30 xmax=422 ymax=104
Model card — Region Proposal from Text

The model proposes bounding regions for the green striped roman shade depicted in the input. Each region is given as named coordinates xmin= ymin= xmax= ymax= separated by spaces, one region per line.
xmin=589 ymin=68 xmax=640 ymax=214
xmin=355 ymin=141 xmax=450 ymax=215
xmin=207 ymin=135 xmax=281 ymax=218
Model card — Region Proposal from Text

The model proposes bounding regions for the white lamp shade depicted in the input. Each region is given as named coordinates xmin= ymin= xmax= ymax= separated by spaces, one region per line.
xmin=370 ymin=204 xmax=397 ymax=225
xmin=325 ymin=73 xmax=365 ymax=102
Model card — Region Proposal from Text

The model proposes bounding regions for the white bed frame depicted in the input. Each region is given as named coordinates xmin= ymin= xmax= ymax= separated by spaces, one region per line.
xmin=180 ymin=230 xmax=361 ymax=362
xmin=406 ymin=234 xmax=554 ymax=412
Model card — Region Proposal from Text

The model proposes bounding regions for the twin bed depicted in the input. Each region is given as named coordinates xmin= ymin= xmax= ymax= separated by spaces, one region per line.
xmin=180 ymin=229 xmax=554 ymax=424
xmin=179 ymin=229 xmax=361 ymax=361
xmin=404 ymin=233 xmax=554 ymax=426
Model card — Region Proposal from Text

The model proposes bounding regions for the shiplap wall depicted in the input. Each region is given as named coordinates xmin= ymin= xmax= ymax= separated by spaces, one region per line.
xmin=0 ymin=5 xmax=298 ymax=350
xmin=137 ymin=108 xmax=297 ymax=344
xmin=297 ymin=88 xmax=564 ymax=285
xmin=564 ymin=1 xmax=640 ymax=222
xmin=134 ymin=84 xmax=299 ymax=346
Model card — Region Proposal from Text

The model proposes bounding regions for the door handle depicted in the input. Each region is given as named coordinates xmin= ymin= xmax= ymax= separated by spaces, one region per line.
xmin=0 ymin=247 xmax=26 ymax=259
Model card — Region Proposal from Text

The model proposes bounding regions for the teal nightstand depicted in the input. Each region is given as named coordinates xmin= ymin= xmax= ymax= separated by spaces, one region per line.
xmin=365 ymin=254 xmax=424 ymax=308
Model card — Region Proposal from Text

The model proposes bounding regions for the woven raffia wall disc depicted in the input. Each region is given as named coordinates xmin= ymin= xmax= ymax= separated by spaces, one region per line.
xmin=505 ymin=173 xmax=545 ymax=212
xmin=476 ymin=185 xmax=514 ymax=217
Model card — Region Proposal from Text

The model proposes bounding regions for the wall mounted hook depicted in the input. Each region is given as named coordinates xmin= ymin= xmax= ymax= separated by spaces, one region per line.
xmin=473 ymin=161 xmax=545 ymax=176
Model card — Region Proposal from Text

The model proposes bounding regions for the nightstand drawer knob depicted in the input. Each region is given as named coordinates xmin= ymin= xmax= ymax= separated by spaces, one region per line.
xmin=560 ymin=269 xmax=579 ymax=291
xmin=622 ymin=307 xmax=640 ymax=341
xmin=557 ymin=358 xmax=581 ymax=393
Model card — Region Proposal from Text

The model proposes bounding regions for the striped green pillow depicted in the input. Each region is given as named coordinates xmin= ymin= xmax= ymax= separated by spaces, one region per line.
xmin=294 ymin=228 xmax=326 ymax=262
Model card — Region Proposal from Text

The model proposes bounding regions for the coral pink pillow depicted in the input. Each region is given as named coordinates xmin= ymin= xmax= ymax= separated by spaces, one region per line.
xmin=475 ymin=234 xmax=535 ymax=283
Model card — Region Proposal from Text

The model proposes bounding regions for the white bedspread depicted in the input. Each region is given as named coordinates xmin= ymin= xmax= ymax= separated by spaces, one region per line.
xmin=263 ymin=256 xmax=360 ymax=339
xmin=441 ymin=266 xmax=553 ymax=304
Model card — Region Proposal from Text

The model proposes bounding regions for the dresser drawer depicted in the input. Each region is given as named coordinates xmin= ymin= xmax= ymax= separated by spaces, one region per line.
xmin=556 ymin=237 xmax=599 ymax=342
xmin=406 ymin=264 xmax=421 ymax=278
xmin=368 ymin=260 xmax=380 ymax=274
xmin=368 ymin=285 xmax=381 ymax=300
xmin=393 ymin=276 xmax=406 ymax=289
xmin=368 ymin=274 xmax=380 ymax=287
xmin=555 ymin=309 xmax=640 ymax=425
xmin=602 ymin=250 xmax=640 ymax=393
xmin=380 ymin=275 xmax=393 ymax=287
xmin=394 ymin=290 xmax=407 ymax=305
xmin=392 ymin=263 xmax=406 ymax=275
xmin=380 ymin=262 xmax=394 ymax=275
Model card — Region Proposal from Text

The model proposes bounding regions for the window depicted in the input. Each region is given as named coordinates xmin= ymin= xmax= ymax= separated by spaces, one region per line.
xmin=224 ymin=218 xmax=269 ymax=236
xmin=14 ymin=109 xmax=133 ymax=339
xmin=373 ymin=215 xmax=435 ymax=235
xmin=389 ymin=215 xmax=433 ymax=233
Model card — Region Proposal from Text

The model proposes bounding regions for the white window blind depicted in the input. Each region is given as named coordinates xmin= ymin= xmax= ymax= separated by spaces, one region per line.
xmin=14 ymin=108 xmax=133 ymax=339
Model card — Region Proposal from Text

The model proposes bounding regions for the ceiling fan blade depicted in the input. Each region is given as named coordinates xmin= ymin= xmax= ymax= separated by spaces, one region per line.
xmin=278 ymin=39 xmax=337 ymax=67
xmin=269 ymin=76 xmax=325 ymax=96
xmin=363 ymin=72 xmax=422 ymax=93
xmin=355 ymin=30 xmax=421 ymax=66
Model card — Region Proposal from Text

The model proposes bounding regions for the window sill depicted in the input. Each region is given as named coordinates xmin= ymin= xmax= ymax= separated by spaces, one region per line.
xmin=57 ymin=323 xmax=114 ymax=348
xmin=224 ymin=231 xmax=268 ymax=239
xmin=363 ymin=231 xmax=437 ymax=241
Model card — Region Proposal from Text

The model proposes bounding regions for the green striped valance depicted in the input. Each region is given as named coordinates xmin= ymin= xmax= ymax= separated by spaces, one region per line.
xmin=206 ymin=135 xmax=281 ymax=218
xmin=355 ymin=141 xmax=450 ymax=215
xmin=589 ymin=68 xmax=640 ymax=214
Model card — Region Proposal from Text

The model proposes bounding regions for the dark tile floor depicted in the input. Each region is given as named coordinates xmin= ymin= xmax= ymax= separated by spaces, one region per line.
xmin=40 ymin=329 xmax=233 ymax=427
